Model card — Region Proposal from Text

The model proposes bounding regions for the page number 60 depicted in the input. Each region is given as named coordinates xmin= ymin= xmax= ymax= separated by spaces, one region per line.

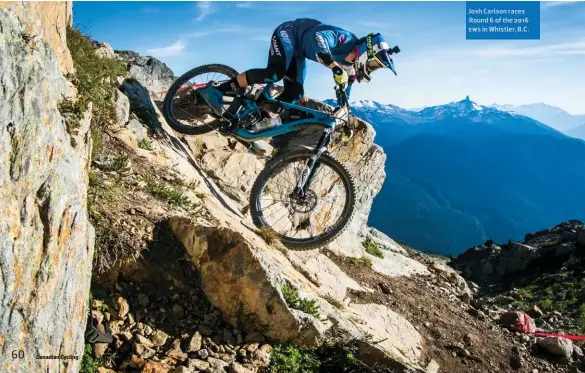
xmin=12 ymin=350 xmax=25 ymax=359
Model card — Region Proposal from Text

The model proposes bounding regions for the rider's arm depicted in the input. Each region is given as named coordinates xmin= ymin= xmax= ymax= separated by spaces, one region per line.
xmin=314 ymin=31 xmax=349 ymax=90
xmin=314 ymin=31 xmax=340 ymax=69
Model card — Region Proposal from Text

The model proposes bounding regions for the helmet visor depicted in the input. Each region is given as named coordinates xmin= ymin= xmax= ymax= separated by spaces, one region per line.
xmin=366 ymin=58 xmax=384 ymax=73
xmin=373 ymin=49 xmax=398 ymax=76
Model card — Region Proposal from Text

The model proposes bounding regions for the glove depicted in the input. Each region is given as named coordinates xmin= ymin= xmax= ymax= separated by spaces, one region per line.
xmin=332 ymin=66 xmax=348 ymax=90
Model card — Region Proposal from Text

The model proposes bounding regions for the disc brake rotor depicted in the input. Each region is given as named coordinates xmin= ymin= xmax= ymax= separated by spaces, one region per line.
xmin=289 ymin=189 xmax=318 ymax=214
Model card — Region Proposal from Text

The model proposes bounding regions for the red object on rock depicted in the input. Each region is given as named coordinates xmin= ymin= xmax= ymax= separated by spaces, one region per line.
xmin=499 ymin=311 xmax=585 ymax=341
xmin=498 ymin=311 xmax=535 ymax=333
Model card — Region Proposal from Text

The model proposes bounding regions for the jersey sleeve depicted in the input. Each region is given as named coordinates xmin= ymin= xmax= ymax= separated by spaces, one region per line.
xmin=314 ymin=30 xmax=338 ymax=66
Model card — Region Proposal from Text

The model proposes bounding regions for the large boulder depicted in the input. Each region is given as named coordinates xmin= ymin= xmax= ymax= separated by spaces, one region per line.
xmin=537 ymin=337 xmax=573 ymax=359
xmin=308 ymin=100 xmax=387 ymax=239
xmin=170 ymin=218 xmax=425 ymax=371
xmin=0 ymin=8 xmax=94 ymax=373
xmin=366 ymin=227 xmax=408 ymax=255
xmin=115 ymin=50 xmax=175 ymax=93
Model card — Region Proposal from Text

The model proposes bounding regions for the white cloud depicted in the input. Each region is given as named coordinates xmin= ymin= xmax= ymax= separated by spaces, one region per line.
xmin=251 ymin=35 xmax=271 ymax=43
xmin=141 ymin=7 xmax=159 ymax=13
xmin=186 ymin=30 xmax=214 ymax=38
xmin=147 ymin=40 xmax=185 ymax=57
xmin=186 ymin=26 xmax=268 ymax=39
xmin=541 ymin=1 xmax=580 ymax=9
xmin=362 ymin=21 xmax=394 ymax=29
xmin=195 ymin=1 xmax=214 ymax=22
xmin=235 ymin=2 xmax=253 ymax=8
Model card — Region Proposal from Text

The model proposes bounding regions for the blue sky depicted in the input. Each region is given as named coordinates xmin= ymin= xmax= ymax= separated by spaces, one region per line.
xmin=73 ymin=1 xmax=585 ymax=114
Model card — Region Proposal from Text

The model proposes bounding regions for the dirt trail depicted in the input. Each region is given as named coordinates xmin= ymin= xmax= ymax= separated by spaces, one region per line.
xmin=328 ymin=252 xmax=569 ymax=373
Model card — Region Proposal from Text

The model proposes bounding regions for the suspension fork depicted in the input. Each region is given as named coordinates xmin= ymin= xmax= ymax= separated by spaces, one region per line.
xmin=295 ymin=128 xmax=332 ymax=195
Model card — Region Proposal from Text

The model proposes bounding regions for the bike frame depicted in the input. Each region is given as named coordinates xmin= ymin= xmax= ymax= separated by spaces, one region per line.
xmin=228 ymin=82 xmax=348 ymax=197
xmin=230 ymin=83 xmax=337 ymax=143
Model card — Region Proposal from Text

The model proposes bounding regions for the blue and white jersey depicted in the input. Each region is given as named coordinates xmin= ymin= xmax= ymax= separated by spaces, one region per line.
xmin=275 ymin=18 xmax=360 ymax=101
xmin=279 ymin=19 xmax=359 ymax=65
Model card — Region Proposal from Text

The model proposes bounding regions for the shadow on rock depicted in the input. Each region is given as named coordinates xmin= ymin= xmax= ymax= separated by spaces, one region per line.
xmin=120 ymin=78 xmax=164 ymax=133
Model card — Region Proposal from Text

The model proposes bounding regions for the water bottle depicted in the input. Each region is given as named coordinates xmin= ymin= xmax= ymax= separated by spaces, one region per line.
xmin=253 ymin=116 xmax=282 ymax=131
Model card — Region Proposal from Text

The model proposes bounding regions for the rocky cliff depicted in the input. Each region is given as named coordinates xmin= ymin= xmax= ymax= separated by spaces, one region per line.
xmin=0 ymin=4 xmax=93 ymax=373
xmin=452 ymin=220 xmax=585 ymax=285
xmin=77 ymin=42 xmax=580 ymax=372
xmin=0 ymin=1 xmax=74 ymax=75
xmin=452 ymin=220 xmax=585 ymax=372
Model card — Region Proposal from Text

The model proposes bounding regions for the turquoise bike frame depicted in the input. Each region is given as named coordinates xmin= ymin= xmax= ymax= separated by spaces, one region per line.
xmin=231 ymin=83 xmax=337 ymax=142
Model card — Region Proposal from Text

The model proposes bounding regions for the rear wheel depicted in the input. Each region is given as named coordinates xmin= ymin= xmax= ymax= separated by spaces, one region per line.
xmin=250 ymin=150 xmax=356 ymax=249
xmin=162 ymin=64 xmax=238 ymax=135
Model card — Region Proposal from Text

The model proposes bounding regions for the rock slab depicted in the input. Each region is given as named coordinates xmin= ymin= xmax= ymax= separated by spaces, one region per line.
xmin=0 ymin=8 xmax=94 ymax=373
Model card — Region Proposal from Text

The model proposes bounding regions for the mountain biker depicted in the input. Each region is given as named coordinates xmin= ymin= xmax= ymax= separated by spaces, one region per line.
xmin=205 ymin=18 xmax=399 ymax=112
xmin=200 ymin=18 xmax=399 ymax=153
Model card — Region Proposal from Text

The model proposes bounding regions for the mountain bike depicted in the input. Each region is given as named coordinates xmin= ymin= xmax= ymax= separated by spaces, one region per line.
xmin=162 ymin=64 xmax=356 ymax=249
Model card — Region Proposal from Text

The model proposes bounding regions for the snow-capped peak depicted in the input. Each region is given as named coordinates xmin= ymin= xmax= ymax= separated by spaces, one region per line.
xmin=351 ymin=100 xmax=380 ymax=109
xmin=445 ymin=96 xmax=483 ymax=111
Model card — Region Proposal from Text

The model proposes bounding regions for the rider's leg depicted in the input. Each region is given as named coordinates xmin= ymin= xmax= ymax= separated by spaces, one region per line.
xmin=201 ymin=51 xmax=287 ymax=116
xmin=278 ymin=57 xmax=306 ymax=104
xmin=216 ymin=26 xmax=293 ymax=94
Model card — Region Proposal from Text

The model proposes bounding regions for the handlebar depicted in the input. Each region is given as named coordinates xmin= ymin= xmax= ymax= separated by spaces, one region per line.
xmin=334 ymin=85 xmax=350 ymax=111
xmin=332 ymin=86 xmax=353 ymax=141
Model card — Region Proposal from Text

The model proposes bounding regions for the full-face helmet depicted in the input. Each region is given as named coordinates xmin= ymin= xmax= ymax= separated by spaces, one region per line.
xmin=354 ymin=33 xmax=400 ymax=83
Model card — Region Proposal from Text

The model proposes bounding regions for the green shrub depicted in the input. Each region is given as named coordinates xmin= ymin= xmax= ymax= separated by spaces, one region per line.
xmin=88 ymin=170 xmax=122 ymax=204
xmin=66 ymin=27 xmax=126 ymax=118
xmin=269 ymin=340 xmax=371 ymax=373
xmin=145 ymin=177 xmax=195 ymax=211
xmin=578 ymin=303 xmax=585 ymax=331
xmin=363 ymin=237 xmax=384 ymax=259
xmin=281 ymin=283 xmax=320 ymax=318
xmin=80 ymin=344 xmax=102 ymax=373
xmin=109 ymin=153 xmax=130 ymax=172
xmin=171 ymin=178 xmax=200 ymax=191
xmin=351 ymin=256 xmax=373 ymax=267
xmin=137 ymin=138 xmax=154 ymax=151
xmin=323 ymin=295 xmax=343 ymax=309
xmin=66 ymin=26 xmax=127 ymax=159
xmin=269 ymin=345 xmax=320 ymax=373
xmin=256 ymin=227 xmax=279 ymax=245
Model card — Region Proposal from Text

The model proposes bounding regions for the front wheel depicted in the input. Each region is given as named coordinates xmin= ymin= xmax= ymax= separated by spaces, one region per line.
xmin=250 ymin=150 xmax=356 ymax=250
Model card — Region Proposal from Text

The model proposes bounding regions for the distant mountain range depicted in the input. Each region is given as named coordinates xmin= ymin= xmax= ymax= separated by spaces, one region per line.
xmin=489 ymin=103 xmax=585 ymax=139
xmin=566 ymin=123 xmax=585 ymax=140
xmin=333 ymin=97 xmax=585 ymax=256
